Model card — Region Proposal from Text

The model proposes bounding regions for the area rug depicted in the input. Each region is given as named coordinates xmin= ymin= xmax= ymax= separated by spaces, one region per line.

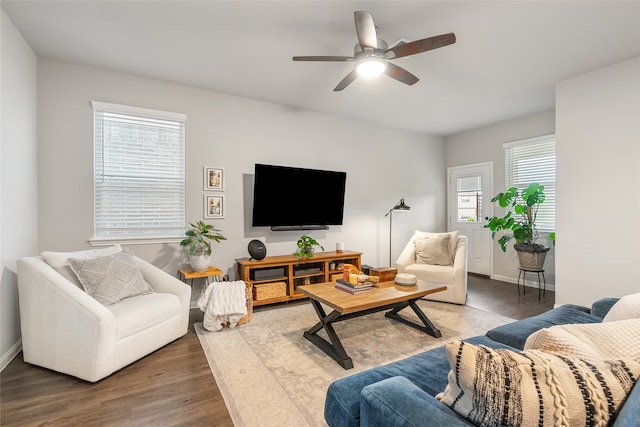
xmin=195 ymin=299 xmax=514 ymax=427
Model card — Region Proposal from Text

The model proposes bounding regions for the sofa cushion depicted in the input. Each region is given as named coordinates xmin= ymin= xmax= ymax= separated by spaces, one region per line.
xmin=107 ymin=292 xmax=182 ymax=339
xmin=404 ymin=263 xmax=454 ymax=284
xmin=414 ymin=234 xmax=452 ymax=266
xmin=603 ymin=293 xmax=640 ymax=322
xmin=360 ymin=376 xmax=474 ymax=427
xmin=591 ymin=297 xmax=620 ymax=318
xmin=324 ymin=336 xmax=517 ymax=427
xmin=524 ymin=318 xmax=640 ymax=361
xmin=68 ymin=248 xmax=154 ymax=305
xmin=485 ymin=304 xmax=602 ymax=350
xmin=437 ymin=341 xmax=640 ymax=427
xmin=41 ymin=244 xmax=123 ymax=288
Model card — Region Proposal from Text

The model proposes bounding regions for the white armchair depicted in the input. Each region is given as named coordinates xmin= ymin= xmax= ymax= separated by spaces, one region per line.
xmin=395 ymin=232 xmax=468 ymax=304
xmin=17 ymin=252 xmax=191 ymax=382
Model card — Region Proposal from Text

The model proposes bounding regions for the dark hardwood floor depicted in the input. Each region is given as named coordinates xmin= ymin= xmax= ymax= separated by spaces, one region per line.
xmin=1 ymin=276 xmax=554 ymax=426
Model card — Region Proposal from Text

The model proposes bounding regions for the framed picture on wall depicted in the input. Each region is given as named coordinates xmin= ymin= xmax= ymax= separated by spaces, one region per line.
xmin=204 ymin=194 xmax=224 ymax=219
xmin=204 ymin=166 xmax=224 ymax=191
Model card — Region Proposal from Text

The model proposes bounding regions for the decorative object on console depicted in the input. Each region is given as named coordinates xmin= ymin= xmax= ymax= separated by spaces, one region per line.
xmin=180 ymin=220 xmax=226 ymax=271
xmin=293 ymin=234 xmax=324 ymax=259
xmin=484 ymin=183 xmax=553 ymax=270
xmin=385 ymin=197 xmax=410 ymax=266
xmin=204 ymin=166 xmax=224 ymax=191
xmin=248 ymin=239 xmax=267 ymax=260
xmin=204 ymin=194 xmax=224 ymax=219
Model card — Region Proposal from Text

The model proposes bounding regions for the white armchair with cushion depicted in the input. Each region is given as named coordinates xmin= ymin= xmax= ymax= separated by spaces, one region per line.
xmin=17 ymin=245 xmax=191 ymax=382
xmin=395 ymin=231 xmax=468 ymax=304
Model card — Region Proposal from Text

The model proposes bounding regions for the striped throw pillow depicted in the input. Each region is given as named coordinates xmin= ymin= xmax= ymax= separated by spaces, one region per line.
xmin=436 ymin=341 xmax=640 ymax=427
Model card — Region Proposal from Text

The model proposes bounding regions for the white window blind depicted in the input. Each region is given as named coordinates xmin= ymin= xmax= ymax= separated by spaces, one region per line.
xmin=92 ymin=101 xmax=186 ymax=241
xmin=504 ymin=134 xmax=556 ymax=231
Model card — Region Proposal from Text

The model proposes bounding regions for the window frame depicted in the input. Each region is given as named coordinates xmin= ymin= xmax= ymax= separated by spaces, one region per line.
xmin=503 ymin=133 xmax=556 ymax=234
xmin=89 ymin=101 xmax=186 ymax=246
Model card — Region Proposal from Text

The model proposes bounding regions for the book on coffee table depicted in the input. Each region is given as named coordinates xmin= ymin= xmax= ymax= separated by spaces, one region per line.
xmin=335 ymin=279 xmax=373 ymax=294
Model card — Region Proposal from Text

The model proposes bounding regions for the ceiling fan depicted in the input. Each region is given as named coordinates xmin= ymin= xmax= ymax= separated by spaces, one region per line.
xmin=293 ymin=11 xmax=456 ymax=91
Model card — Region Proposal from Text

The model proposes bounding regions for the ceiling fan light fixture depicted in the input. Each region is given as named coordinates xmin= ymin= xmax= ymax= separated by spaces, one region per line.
xmin=356 ymin=57 xmax=386 ymax=79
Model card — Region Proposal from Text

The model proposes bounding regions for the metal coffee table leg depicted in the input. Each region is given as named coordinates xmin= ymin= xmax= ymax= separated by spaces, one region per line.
xmin=303 ymin=299 xmax=354 ymax=369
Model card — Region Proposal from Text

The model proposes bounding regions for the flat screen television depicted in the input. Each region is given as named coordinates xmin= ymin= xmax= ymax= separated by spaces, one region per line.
xmin=252 ymin=163 xmax=347 ymax=231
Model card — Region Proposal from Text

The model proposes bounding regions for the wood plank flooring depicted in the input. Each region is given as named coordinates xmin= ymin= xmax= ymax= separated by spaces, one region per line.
xmin=1 ymin=277 xmax=554 ymax=426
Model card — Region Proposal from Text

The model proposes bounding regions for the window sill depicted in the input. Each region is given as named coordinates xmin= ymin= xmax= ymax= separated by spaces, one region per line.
xmin=89 ymin=236 xmax=183 ymax=247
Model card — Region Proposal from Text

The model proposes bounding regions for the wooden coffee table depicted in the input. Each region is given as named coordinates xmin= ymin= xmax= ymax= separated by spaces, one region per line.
xmin=297 ymin=280 xmax=446 ymax=369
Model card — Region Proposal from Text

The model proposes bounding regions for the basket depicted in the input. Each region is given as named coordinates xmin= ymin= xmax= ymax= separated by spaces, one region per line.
xmin=220 ymin=281 xmax=253 ymax=328
xmin=236 ymin=281 xmax=253 ymax=326
xmin=253 ymin=281 xmax=287 ymax=301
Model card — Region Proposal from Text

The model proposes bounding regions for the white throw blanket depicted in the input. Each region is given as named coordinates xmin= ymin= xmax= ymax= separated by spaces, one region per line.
xmin=198 ymin=280 xmax=248 ymax=331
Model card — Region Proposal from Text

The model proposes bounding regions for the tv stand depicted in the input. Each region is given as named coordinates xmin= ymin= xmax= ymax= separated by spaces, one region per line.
xmin=236 ymin=250 xmax=361 ymax=306
xmin=271 ymin=225 xmax=329 ymax=231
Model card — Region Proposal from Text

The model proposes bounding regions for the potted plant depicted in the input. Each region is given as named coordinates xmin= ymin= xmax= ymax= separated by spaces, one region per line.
xmin=484 ymin=183 xmax=552 ymax=270
xmin=293 ymin=235 xmax=324 ymax=259
xmin=180 ymin=221 xmax=226 ymax=271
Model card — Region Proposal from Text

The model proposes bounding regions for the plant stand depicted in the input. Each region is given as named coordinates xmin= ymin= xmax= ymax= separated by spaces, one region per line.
xmin=517 ymin=267 xmax=546 ymax=300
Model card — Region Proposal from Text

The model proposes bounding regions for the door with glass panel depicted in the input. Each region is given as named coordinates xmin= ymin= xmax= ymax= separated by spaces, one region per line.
xmin=447 ymin=162 xmax=493 ymax=276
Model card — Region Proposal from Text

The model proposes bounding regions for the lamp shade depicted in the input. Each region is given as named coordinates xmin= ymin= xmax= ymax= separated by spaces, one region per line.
xmin=393 ymin=198 xmax=410 ymax=211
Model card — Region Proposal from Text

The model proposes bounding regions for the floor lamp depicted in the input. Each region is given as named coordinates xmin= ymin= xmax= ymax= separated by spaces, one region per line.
xmin=385 ymin=198 xmax=411 ymax=267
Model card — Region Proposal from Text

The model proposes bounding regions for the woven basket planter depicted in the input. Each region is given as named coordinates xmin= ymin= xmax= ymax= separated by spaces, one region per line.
xmin=514 ymin=243 xmax=550 ymax=270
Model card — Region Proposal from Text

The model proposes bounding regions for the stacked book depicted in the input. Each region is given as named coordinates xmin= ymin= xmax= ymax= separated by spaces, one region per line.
xmin=335 ymin=279 xmax=374 ymax=294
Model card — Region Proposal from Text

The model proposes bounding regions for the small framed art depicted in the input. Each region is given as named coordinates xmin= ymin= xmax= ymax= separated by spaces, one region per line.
xmin=204 ymin=195 xmax=225 ymax=219
xmin=204 ymin=166 xmax=224 ymax=191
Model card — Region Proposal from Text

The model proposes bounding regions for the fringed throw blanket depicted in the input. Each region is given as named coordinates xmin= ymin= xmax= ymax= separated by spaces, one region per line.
xmin=198 ymin=280 xmax=248 ymax=331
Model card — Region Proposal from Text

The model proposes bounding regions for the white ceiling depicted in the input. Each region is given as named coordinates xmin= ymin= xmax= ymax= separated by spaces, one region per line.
xmin=3 ymin=1 xmax=639 ymax=136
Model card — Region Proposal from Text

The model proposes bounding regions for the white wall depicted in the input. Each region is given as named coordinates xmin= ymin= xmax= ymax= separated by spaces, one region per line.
xmin=1 ymin=10 xmax=39 ymax=369
xmin=445 ymin=110 xmax=556 ymax=285
xmin=37 ymin=58 xmax=446 ymax=283
xmin=556 ymin=57 xmax=640 ymax=306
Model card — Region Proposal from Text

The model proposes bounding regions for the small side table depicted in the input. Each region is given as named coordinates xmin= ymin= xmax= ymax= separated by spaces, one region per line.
xmin=178 ymin=266 xmax=223 ymax=287
xmin=517 ymin=268 xmax=546 ymax=300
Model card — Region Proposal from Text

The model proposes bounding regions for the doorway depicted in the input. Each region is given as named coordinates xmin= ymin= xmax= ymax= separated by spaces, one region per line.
xmin=447 ymin=162 xmax=493 ymax=276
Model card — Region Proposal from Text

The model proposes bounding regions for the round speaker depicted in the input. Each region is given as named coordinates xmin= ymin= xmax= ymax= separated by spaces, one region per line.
xmin=248 ymin=239 xmax=267 ymax=260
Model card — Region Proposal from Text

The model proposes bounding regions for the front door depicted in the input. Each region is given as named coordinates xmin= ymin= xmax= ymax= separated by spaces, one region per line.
xmin=447 ymin=162 xmax=493 ymax=276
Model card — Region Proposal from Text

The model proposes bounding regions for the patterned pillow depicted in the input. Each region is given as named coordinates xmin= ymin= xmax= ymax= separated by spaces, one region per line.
xmin=414 ymin=234 xmax=452 ymax=266
xmin=524 ymin=319 xmax=640 ymax=362
xmin=68 ymin=248 xmax=154 ymax=305
xmin=436 ymin=341 xmax=640 ymax=427
xmin=603 ymin=293 xmax=640 ymax=322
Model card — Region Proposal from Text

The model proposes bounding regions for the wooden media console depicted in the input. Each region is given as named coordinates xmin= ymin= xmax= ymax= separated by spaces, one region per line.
xmin=236 ymin=250 xmax=362 ymax=306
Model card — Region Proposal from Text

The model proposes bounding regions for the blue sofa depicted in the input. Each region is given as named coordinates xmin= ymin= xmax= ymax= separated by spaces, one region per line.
xmin=325 ymin=298 xmax=639 ymax=427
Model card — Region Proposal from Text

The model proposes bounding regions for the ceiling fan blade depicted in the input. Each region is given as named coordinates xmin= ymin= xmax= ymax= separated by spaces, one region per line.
xmin=292 ymin=56 xmax=355 ymax=62
xmin=333 ymin=70 xmax=359 ymax=91
xmin=385 ymin=62 xmax=419 ymax=86
xmin=385 ymin=33 xmax=456 ymax=59
xmin=354 ymin=11 xmax=377 ymax=49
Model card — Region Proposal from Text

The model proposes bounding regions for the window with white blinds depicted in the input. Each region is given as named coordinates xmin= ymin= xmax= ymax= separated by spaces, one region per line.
xmin=92 ymin=101 xmax=186 ymax=241
xmin=504 ymin=134 xmax=556 ymax=231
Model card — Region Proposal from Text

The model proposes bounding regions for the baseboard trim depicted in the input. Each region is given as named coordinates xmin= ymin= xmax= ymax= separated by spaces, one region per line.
xmin=1 ymin=339 xmax=22 ymax=372
xmin=491 ymin=274 xmax=556 ymax=292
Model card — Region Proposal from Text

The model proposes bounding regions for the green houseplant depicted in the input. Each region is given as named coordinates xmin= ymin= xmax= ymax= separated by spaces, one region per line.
xmin=293 ymin=235 xmax=324 ymax=259
xmin=484 ymin=183 xmax=551 ymax=270
xmin=180 ymin=221 xmax=226 ymax=271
